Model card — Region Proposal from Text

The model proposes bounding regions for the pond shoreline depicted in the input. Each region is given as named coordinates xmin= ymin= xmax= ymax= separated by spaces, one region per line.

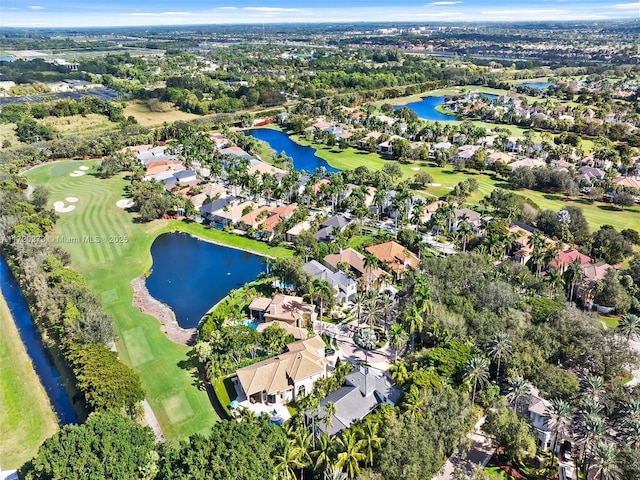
xmin=131 ymin=275 xmax=197 ymax=346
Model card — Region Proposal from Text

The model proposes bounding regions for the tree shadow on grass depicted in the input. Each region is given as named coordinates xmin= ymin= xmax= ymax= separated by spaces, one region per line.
xmin=597 ymin=204 xmax=623 ymax=212
xmin=178 ymin=351 xmax=206 ymax=392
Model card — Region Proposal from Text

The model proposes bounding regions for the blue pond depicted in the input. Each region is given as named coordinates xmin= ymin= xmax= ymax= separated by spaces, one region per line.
xmin=519 ymin=82 xmax=553 ymax=90
xmin=248 ymin=128 xmax=340 ymax=173
xmin=146 ymin=232 xmax=265 ymax=329
xmin=395 ymin=96 xmax=457 ymax=122
xmin=0 ymin=255 xmax=78 ymax=425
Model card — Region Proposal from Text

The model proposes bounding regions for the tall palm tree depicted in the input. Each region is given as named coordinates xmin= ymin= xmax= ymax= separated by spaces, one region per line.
xmin=465 ymin=355 xmax=490 ymax=403
xmin=506 ymin=376 xmax=530 ymax=414
xmin=591 ymin=442 xmax=622 ymax=480
xmin=457 ymin=220 xmax=474 ymax=252
xmin=314 ymin=279 xmax=335 ymax=335
xmin=323 ymin=402 xmax=337 ymax=431
xmin=275 ymin=443 xmax=304 ymax=480
xmin=390 ymin=361 xmax=410 ymax=386
xmin=362 ymin=294 xmax=382 ymax=329
xmin=335 ymin=430 xmax=366 ymax=479
xmin=377 ymin=292 xmax=394 ymax=333
xmin=363 ymin=253 xmax=379 ymax=291
xmin=389 ymin=322 xmax=408 ymax=361
xmin=412 ymin=275 xmax=432 ymax=317
xmin=582 ymin=375 xmax=606 ymax=402
xmin=292 ymin=429 xmax=313 ymax=480
xmin=617 ymin=313 xmax=640 ymax=342
xmin=545 ymin=399 xmax=573 ymax=463
xmin=564 ymin=259 xmax=583 ymax=302
xmin=312 ymin=432 xmax=335 ymax=473
xmin=353 ymin=291 xmax=367 ymax=326
xmin=486 ymin=331 xmax=512 ymax=379
xmin=403 ymin=303 xmax=424 ymax=352
xmin=358 ymin=419 xmax=384 ymax=467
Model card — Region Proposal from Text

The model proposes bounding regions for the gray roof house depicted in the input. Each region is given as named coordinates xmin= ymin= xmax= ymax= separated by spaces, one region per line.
xmin=302 ymin=260 xmax=357 ymax=304
xmin=315 ymin=368 xmax=402 ymax=436
xmin=199 ymin=196 xmax=238 ymax=221
xmin=314 ymin=215 xmax=352 ymax=243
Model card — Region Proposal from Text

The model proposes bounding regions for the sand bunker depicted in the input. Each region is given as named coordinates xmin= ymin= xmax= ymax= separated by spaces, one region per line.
xmin=431 ymin=183 xmax=441 ymax=187
xmin=78 ymin=166 xmax=89 ymax=171
xmin=69 ymin=171 xmax=85 ymax=177
xmin=411 ymin=167 xmax=420 ymax=171
xmin=66 ymin=197 xmax=79 ymax=203
xmin=54 ymin=201 xmax=76 ymax=213
xmin=116 ymin=199 xmax=135 ymax=209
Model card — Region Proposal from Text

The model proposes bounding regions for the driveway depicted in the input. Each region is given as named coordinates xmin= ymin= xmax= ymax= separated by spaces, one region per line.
xmin=317 ymin=320 xmax=394 ymax=373
xmin=434 ymin=417 xmax=496 ymax=480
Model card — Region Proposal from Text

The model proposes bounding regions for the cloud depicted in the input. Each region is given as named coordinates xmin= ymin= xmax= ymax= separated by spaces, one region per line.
xmin=243 ymin=7 xmax=304 ymax=12
xmin=215 ymin=6 xmax=238 ymax=10
xmin=427 ymin=1 xmax=463 ymax=5
xmin=124 ymin=11 xmax=192 ymax=16
xmin=613 ymin=2 xmax=639 ymax=8
xmin=28 ymin=5 xmax=45 ymax=10
xmin=481 ymin=8 xmax=562 ymax=15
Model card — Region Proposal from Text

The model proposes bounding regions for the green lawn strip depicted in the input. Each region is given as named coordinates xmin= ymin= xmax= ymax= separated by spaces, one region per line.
xmin=483 ymin=466 xmax=517 ymax=480
xmin=0 ymin=292 xmax=58 ymax=469
xmin=166 ymin=221 xmax=293 ymax=259
xmin=212 ymin=376 xmax=237 ymax=419
xmin=600 ymin=315 xmax=620 ymax=330
xmin=26 ymin=161 xmax=218 ymax=444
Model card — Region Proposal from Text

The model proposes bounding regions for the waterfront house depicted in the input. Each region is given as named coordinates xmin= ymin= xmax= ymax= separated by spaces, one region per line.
xmin=248 ymin=294 xmax=318 ymax=328
xmin=323 ymin=248 xmax=387 ymax=287
xmin=286 ymin=221 xmax=312 ymax=243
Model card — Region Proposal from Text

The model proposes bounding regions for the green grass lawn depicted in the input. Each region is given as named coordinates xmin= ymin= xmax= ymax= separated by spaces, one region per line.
xmin=213 ymin=376 xmax=237 ymax=419
xmin=484 ymin=465 xmax=517 ymax=480
xmin=0 ymin=292 xmax=58 ymax=469
xmin=25 ymin=161 xmax=222 ymax=444
xmin=600 ymin=315 xmax=620 ymax=330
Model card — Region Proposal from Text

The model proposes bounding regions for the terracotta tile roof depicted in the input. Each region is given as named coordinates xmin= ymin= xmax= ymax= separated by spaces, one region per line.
xmin=365 ymin=241 xmax=419 ymax=273
xmin=324 ymin=248 xmax=386 ymax=280
xmin=549 ymin=248 xmax=591 ymax=270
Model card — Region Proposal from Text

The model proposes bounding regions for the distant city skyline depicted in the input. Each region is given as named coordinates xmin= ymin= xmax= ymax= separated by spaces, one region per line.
xmin=1 ymin=0 xmax=639 ymax=28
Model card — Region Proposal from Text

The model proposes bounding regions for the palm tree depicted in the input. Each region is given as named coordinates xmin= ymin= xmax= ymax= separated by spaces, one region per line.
xmin=457 ymin=220 xmax=473 ymax=252
xmin=362 ymin=294 xmax=382 ymax=329
xmin=324 ymin=464 xmax=347 ymax=480
xmin=323 ymin=402 xmax=337 ymax=431
xmin=403 ymin=303 xmax=424 ymax=352
xmin=486 ymin=331 xmax=512 ymax=379
xmin=564 ymin=259 xmax=583 ymax=302
xmin=275 ymin=443 xmax=304 ymax=480
xmin=506 ymin=376 xmax=530 ymax=415
xmin=402 ymin=384 xmax=425 ymax=419
xmin=465 ymin=355 xmax=490 ymax=404
xmin=591 ymin=442 xmax=622 ymax=480
xmin=545 ymin=398 xmax=573 ymax=463
xmin=617 ymin=313 xmax=640 ymax=342
xmin=292 ymin=429 xmax=313 ymax=480
xmin=353 ymin=291 xmax=367 ymax=326
xmin=358 ymin=419 xmax=383 ymax=467
xmin=582 ymin=375 xmax=605 ymax=402
xmin=335 ymin=430 xmax=366 ymax=479
xmin=363 ymin=252 xmax=379 ymax=291
xmin=314 ymin=279 xmax=335 ymax=335
xmin=388 ymin=322 xmax=408 ymax=361
xmin=312 ymin=433 xmax=335 ymax=473
xmin=390 ymin=361 xmax=410 ymax=386
xmin=377 ymin=292 xmax=394 ymax=333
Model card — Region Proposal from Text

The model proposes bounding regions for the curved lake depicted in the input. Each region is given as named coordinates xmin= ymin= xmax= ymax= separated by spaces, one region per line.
xmin=248 ymin=128 xmax=340 ymax=173
xmin=146 ymin=232 xmax=265 ymax=329
xmin=0 ymin=255 xmax=78 ymax=425
xmin=519 ymin=82 xmax=553 ymax=90
xmin=395 ymin=96 xmax=457 ymax=122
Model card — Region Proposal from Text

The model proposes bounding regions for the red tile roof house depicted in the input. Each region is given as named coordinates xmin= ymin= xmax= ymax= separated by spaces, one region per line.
xmin=366 ymin=241 xmax=419 ymax=281
xmin=548 ymin=248 xmax=591 ymax=273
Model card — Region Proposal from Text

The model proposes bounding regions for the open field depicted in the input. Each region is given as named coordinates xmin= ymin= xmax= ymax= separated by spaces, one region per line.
xmin=0 ymin=292 xmax=58 ymax=469
xmin=259 ymin=129 xmax=640 ymax=233
xmin=25 ymin=161 xmax=219 ymax=443
xmin=42 ymin=113 xmax=118 ymax=137
xmin=123 ymin=101 xmax=201 ymax=128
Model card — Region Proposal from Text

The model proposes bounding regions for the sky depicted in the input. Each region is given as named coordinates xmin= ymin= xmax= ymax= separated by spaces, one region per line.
xmin=1 ymin=0 xmax=639 ymax=28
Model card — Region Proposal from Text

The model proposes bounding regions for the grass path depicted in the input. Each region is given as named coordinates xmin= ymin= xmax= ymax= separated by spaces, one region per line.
xmin=0 ymin=291 xmax=58 ymax=469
